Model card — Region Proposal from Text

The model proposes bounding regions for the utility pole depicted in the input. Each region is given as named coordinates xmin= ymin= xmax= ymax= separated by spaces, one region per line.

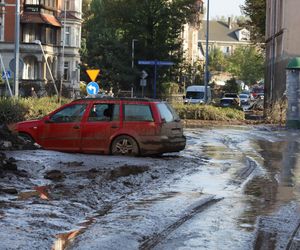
xmin=131 ymin=39 xmax=138 ymax=97
xmin=14 ymin=0 xmax=20 ymax=97
xmin=59 ymin=0 xmax=67 ymax=104
xmin=204 ymin=0 xmax=210 ymax=103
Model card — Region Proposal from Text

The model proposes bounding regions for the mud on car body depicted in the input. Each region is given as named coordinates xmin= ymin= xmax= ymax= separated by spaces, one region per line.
xmin=13 ymin=98 xmax=186 ymax=156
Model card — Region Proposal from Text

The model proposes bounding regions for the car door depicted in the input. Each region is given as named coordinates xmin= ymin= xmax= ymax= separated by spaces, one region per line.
xmin=40 ymin=103 xmax=87 ymax=151
xmin=80 ymin=102 xmax=121 ymax=153
xmin=122 ymin=102 xmax=157 ymax=139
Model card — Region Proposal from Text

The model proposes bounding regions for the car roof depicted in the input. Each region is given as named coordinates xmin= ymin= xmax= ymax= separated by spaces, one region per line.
xmin=72 ymin=97 xmax=161 ymax=103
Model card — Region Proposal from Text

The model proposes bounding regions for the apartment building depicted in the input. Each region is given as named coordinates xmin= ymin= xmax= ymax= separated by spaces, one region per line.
xmin=265 ymin=0 xmax=300 ymax=104
xmin=0 ymin=0 xmax=82 ymax=97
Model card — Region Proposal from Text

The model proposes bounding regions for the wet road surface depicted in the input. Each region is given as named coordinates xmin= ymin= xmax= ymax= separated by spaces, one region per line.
xmin=1 ymin=125 xmax=300 ymax=249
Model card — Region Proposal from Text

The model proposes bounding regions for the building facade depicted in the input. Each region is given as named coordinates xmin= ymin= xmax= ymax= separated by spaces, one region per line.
xmin=0 ymin=0 xmax=82 ymax=97
xmin=265 ymin=0 xmax=300 ymax=105
xmin=181 ymin=0 xmax=204 ymax=65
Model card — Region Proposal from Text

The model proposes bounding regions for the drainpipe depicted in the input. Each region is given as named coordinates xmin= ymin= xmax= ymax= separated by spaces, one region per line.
xmin=270 ymin=0 xmax=277 ymax=103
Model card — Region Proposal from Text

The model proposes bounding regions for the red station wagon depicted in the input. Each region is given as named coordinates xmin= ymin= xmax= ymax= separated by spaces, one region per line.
xmin=14 ymin=98 xmax=186 ymax=156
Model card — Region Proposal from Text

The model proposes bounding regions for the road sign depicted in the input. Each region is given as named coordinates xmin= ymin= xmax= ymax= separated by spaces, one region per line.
xmin=138 ymin=60 xmax=174 ymax=66
xmin=140 ymin=79 xmax=147 ymax=87
xmin=86 ymin=81 xmax=99 ymax=95
xmin=86 ymin=69 xmax=100 ymax=82
xmin=2 ymin=70 xmax=11 ymax=79
xmin=141 ymin=70 xmax=148 ymax=79
xmin=9 ymin=58 xmax=24 ymax=73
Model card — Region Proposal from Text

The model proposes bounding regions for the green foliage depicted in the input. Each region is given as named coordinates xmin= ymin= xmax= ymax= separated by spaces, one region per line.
xmin=226 ymin=46 xmax=265 ymax=85
xmin=223 ymin=78 xmax=241 ymax=93
xmin=161 ymin=82 xmax=179 ymax=96
xmin=83 ymin=0 xmax=198 ymax=90
xmin=241 ymin=0 xmax=266 ymax=43
xmin=0 ymin=98 xmax=28 ymax=124
xmin=172 ymin=103 xmax=245 ymax=121
xmin=209 ymin=47 xmax=226 ymax=72
xmin=0 ymin=97 xmax=70 ymax=124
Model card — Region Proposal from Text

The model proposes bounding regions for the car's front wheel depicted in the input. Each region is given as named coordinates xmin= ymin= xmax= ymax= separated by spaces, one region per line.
xmin=111 ymin=135 xmax=139 ymax=156
xmin=18 ymin=133 xmax=35 ymax=144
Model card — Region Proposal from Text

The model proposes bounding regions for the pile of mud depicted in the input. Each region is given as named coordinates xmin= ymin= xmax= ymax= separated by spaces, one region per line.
xmin=0 ymin=123 xmax=38 ymax=177
xmin=0 ymin=124 xmax=38 ymax=150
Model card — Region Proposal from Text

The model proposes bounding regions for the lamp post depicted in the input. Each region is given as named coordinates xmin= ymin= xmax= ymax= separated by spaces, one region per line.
xmin=14 ymin=0 xmax=20 ymax=97
xmin=131 ymin=39 xmax=138 ymax=97
xmin=59 ymin=0 xmax=67 ymax=103
xmin=33 ymin=40 xmax=59 ymax=96
xmin=204 ymin=0 xmax=210 ymax=103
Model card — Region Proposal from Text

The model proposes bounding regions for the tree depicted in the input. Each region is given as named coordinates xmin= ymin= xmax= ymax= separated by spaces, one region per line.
xmin=208 ymin=47 xmax=226 ymax=72
xmin=82 ymin=0 xmax=198 ymax=91
xmin=226 ymin=46 xmax=265 ymax=85
xmin=241 ymin=0 xmax=266 ymax=43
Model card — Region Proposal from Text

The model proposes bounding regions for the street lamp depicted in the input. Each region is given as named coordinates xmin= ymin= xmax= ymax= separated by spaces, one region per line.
xmin=204 ymin=0 xmax=210 ymax=103
xmin=131 ymin=39 xmax=138 ymax=97
xmin=33 ymin=40 xmax=59 ymax=96
xmin=14 ymin=0 xmax=20 ymax=97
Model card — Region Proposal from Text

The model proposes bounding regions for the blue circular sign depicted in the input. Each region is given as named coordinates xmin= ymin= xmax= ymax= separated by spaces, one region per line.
xmin=86 ymin=81 xmax=99 ymax=95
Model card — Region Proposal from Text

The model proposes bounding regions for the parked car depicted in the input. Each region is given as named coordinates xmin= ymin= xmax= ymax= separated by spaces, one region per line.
xmin=220 ymin=93 xmax=240 ymax=107
xmin=239 ymin=94 xmax=251 ymax=105
xmin=13 ymin=98 xmax=186 ymax=156
xmin=220 ymin=98 xmax=240 ymax=108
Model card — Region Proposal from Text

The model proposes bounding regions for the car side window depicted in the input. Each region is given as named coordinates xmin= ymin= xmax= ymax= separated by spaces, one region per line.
xmin=50 ymin=104 xmax=87 ymax=123
xmin=124 ymin=104 xmax=154 ymax=122
xmin=88 ymin=104 xmax=119 ymax=122
xmin=156 ymin=103 xmax=176 ymax=122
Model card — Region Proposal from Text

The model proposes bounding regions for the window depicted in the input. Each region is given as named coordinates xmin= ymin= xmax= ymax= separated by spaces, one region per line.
xmin=64 ymin=27 xmax=71 ymax=46
xmin=88 ymin=104 xmax=119 ymax=122
xmin=25 ymin=0 xmax=39 ymax=4
xmin=157 ymin=103 xmax=178 ymax=122
xmin=64 ymin=61 xmax=69 ymax=80
xmin=124 ymin=104 xmax=153 ymax=122
xmin=23 ymin=57 xmax=38 ymax=80
xmin=50 ymin=104 xmax=87 ymax=123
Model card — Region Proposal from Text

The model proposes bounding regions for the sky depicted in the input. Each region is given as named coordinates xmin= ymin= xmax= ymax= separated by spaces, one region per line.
xmin=207 ymin=0 xmax=245 ymax=19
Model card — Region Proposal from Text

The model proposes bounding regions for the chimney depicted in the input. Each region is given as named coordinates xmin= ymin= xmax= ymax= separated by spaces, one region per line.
xmin=228 ymin=17 xmax=232 ymax=29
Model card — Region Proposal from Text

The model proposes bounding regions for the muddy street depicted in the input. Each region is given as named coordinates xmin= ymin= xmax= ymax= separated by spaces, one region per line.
xmin=1 ymin=125 xmax=300 ymax=249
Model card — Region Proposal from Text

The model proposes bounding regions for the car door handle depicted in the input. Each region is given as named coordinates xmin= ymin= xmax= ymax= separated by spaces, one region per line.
xmin=73 ymin=125 xmax=80 ymax=129
xmin=111 ymin=125 xmax=119 ymax=128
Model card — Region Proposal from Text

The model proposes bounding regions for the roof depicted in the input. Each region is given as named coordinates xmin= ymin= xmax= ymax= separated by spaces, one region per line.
xmin=58 ymin=11 xmax=81 ymax=21
xmin=199 ymin=20 xmax=244 ymax=42
xmin=21 ymin=13 xmax=61 ymax=27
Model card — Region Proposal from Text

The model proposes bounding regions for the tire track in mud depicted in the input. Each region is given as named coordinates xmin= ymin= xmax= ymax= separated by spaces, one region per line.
xmin=139 ymin=196 xmax=223 ymax=250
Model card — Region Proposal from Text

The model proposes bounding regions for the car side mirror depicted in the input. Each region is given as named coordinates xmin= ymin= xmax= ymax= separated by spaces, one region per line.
xmin=44 ymin=117 xmax=54 ymax=124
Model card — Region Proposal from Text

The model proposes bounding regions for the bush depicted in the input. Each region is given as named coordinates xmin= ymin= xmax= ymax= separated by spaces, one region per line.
xmin=172 ymin=103 xmax=245 ymax=121
xmin=0 ymin=97 xmax=70 ymax=124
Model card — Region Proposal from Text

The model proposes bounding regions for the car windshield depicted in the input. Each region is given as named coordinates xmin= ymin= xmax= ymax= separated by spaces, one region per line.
xmin=239 ymin=94 xmax=248 ymax=98
xmin=186 ymin=91 xmax=204 ymax=99
xmin=224 ymin=94 xmax=238 ymax=98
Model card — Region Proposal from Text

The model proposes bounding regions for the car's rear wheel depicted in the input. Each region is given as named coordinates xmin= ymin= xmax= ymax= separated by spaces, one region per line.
xmin=111 ymin=135 xmax=139 ymax=156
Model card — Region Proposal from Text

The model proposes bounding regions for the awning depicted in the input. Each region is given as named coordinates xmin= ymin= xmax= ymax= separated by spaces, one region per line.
xmin=21 ymin=13 xmax=61 ymax=27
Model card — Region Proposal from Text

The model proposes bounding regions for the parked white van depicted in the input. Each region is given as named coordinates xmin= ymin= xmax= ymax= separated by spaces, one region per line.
xmin=184 ymin=85 xmax=211 ymax=104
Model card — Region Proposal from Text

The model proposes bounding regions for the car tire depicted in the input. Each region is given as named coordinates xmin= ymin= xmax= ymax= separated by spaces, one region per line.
xmin=111 ymin=135 xmax=139 ymax=156
xmin=18 ymin=133 xmax=35 ymax=144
